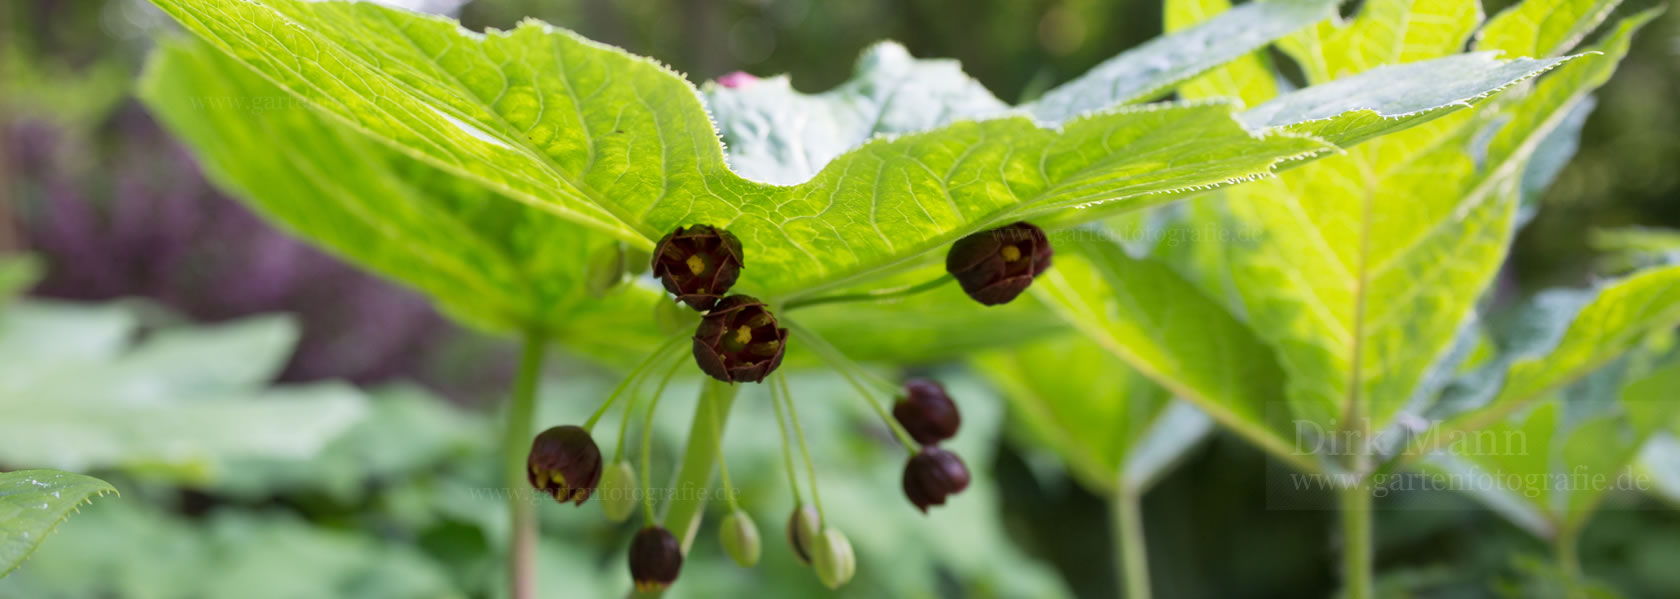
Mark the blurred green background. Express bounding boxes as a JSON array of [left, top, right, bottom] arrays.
[[3, 0, 1678, 597]]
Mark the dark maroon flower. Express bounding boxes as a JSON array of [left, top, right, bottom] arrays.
[[526, 425, 603, 505], [902, 447, 971, 512], [629, 526, 684, 591], [651, 225, 744, 311], [692, 295, 787, 383], [893, 379, 961, 445], [945, 221, 1053, 305]]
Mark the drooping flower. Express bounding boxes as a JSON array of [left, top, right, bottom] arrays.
[[651, 225, 744, 311], [945, 221, 1053, 305], [893, 378, 961, 445], [692, 295, 787, 383], [628, 526, 684, 591], [902, 446, 971, 512], [526, 425, 603, 505]]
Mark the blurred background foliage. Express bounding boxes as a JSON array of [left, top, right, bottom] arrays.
[[2, 0, 1678, 598]]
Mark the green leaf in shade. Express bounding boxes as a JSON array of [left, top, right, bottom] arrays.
[[1030, 233, 1308, 471], [975, 334, 1211, 494], [1430, 356, 1680, 539], [1454, 264, 1680, 430], [0, 301, 367, 481], [0, 469, 116, 578]]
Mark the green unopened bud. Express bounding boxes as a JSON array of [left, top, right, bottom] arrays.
[[719, 510, 761, 567], [598, 461, 637, 522], [623, 247, 652, 276], [811, 528, 856, 589], [785, 503, 821, 564], [585, 242, 628, 298], [653, 297, 696, 336]]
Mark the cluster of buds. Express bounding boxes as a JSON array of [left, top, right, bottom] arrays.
[[893, 379, 972, 511], [521, 222, 1027, 592]]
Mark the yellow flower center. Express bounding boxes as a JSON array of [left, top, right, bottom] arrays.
[[686, 254, 707, 275], [1000, 245, 1022, 262], [734, 325, 753, 346]]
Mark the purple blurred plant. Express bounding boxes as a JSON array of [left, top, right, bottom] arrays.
[[7, 101, 451, 385]]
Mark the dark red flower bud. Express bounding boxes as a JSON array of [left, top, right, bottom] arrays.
[[945, 221, 1053, 305], [692, 295, 787, 383], [628, 526, 684, 591], [893, 378, 961, 445], [651, 225, 745, 311], [902, 446, 971, 512], [526, 425, 603, 505]]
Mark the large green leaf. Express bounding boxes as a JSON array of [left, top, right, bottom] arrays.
[[1030, 234, 1309, 470], [0, 469, 115, 578], [975, 334, 1211, 494], [1171, 8, 1652, 439], [0, 301, 367, 481], [139, 38, 652, 336], [147, 0, 1588, 304], [1432, 356, 1680, 539], [1451, 263, 1680, 430]]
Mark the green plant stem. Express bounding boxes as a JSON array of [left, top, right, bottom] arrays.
[[1555, 525, 1584, 593], [786, 321, 919, 452], [1112, 488, 1151, 599], [1339, 481, 1374, 599], [768, 371, 806, 506], [705, 385, 741, 512], [585, 333, 686, 432], [501, 332, 546, 599], [639, 358, 685, 523], [778, 373, 825, 521], [662, 379, 741, 552], [783, 274, 953, 311]]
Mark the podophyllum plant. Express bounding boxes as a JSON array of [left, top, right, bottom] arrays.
[[124, 0, 1663, 596]]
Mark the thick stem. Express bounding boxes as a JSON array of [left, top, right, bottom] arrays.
[[663, 379, 741, 551], [1555, 525, 1584, 594], [1112, 488, 1152, 599], [501, 333, 546, 599], [1338, 482, 1374, 599]]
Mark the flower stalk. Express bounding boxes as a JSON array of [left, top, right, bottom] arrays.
[[1112, 487, 1151, 599], [501, 332, 546, 599]]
